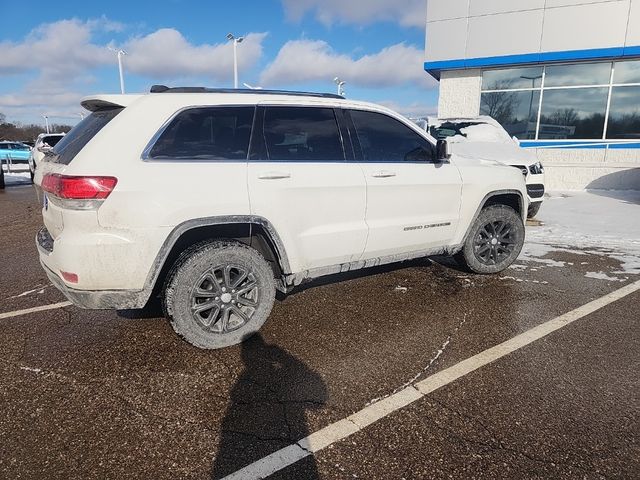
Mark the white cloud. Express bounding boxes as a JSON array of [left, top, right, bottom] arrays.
[[0, 19, 112, 80], [260, 39, 436, 89], [0, 19, 268, 125], [123, 30, 267, 80], [281, 0, 427, 28]]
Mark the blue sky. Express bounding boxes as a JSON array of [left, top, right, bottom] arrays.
[[0, 0, 438, 126]]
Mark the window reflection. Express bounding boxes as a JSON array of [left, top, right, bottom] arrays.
[[544, 63, 611, 87], [606, 86, 640, 139], [482, 66, 543, 90], [538, 88, 608, 139], [480, 90, 539, 139], [613, 60, 640, 84]]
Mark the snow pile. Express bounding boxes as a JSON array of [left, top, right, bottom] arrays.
[[2, 171, 31, 186], [524, 190, 640, 277]]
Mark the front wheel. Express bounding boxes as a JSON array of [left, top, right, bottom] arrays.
[[163, 240, 276, 349], [455, 205, 525, 274]]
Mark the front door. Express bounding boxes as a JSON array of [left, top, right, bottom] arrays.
[[348, 109, 463, 259]]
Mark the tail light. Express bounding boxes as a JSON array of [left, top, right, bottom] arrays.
[[42, 174, 117, 200]]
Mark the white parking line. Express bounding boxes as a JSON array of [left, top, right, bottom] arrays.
[[0, 301, 72, 320], [222, 279, 640, 480]]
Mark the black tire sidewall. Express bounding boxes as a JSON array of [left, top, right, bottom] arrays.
[[164, 241, 276, 349], [460, 205, 525, 274]]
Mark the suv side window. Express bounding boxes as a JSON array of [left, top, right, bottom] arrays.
[[261, 107, 344, 162], [349, 110, 435, 162], [148, 106, 254, 160]]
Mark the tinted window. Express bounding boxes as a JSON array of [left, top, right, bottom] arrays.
[[480, 90, 540, 139], [606, 86, 640, 139], [261, 107, 344, 162], [614, 60, 640, 84], [42, 135, 63, 148], [149, 107, 254, 160], [482, 66, 543, 90], [538, 88, 608, 139], [544, 63, 611, 87], [350, 110, 435, 162], [52, 108, 123, 165]]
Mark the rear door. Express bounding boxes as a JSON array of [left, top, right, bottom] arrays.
[[247, 105, 367, 273], [348, 109, 463, 259]]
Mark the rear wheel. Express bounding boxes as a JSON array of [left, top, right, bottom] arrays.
[[163, 240, 276, 349], [455, 205, 524, 274]]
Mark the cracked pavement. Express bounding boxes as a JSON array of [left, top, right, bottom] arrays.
[[1, 185, 639, 479]]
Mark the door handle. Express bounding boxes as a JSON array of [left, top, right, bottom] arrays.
[[371, 170, 396, 178], [257, 171, 291, 180]]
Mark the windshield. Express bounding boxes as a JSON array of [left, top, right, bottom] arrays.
[[42, 135, 64, 148], [51, 108, 123, 164], [429, 120, 513, 144], [11, 143, 30, 150]]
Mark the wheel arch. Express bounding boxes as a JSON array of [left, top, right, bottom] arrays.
[[460, 189, 526, 247], [142, 216, 291, 304]]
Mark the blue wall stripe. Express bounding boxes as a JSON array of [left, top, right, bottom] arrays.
[[519, 141, 640, 149], [425, 45, 640, 78]]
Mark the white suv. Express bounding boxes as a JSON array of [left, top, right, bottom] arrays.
[[35, 86, 528, 349], [29, 133, 66, 182]]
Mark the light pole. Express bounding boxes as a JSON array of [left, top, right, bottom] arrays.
[[108, 47, 128, 94], [520, 75, 542, 120], [42, 115, 50, 134], [333, 77, 346, 97], [226, 33, 244, 89]]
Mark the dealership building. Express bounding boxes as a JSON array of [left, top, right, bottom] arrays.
[[425, 0, 640, 190]]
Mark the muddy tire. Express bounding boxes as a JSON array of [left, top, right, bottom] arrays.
[[163, 240, 276, 349], [455, 205, 524, 274]]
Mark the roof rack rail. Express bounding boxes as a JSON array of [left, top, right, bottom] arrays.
[[149, 85, 344, 99]]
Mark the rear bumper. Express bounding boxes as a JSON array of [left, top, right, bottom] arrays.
[[36, 226, 149, 309], [41, 262, 148, 309]]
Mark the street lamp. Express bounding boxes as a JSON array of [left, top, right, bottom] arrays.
[[333, 77, 346, 97], [226, 33, 244, 89], [108, 47, 128, 94], [42, 115, 50, 134]]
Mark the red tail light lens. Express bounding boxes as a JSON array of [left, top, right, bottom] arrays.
[[42, 174, 118, 200]]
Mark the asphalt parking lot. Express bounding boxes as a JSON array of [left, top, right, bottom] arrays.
[[1, 184, 639, 479]]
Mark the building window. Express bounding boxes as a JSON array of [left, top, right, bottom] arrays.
[[480, 60, 640, 143]]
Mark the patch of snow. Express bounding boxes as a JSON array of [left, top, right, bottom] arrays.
[[2, 171, 31, 186], [19, 366, 43, 374], [584, 272, 626, 282], [394, 286, 408, 293], [524, 190, 640, 275]]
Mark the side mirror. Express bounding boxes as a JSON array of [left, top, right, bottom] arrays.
[[37, 145, 52, 153], [435, 139, 451, 161]]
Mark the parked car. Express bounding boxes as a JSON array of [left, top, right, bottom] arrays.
[[414, 116, 545, 218], [35, 86, 528, 349], [29, 133, 65, 181], [0, 141, 31, 165]]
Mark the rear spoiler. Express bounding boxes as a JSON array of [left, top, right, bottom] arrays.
[[80, 94, 143, 112]]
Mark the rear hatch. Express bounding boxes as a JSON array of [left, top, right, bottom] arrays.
[[35, 97, 131, 239]]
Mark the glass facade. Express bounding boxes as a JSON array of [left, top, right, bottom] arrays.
[[480, 60, 640, 142]]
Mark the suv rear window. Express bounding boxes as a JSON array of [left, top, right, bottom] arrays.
[[148, 107, 254, 160], [51, 108, 123, 165]]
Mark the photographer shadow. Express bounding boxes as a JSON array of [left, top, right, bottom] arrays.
[[211, 333, 327, 479]]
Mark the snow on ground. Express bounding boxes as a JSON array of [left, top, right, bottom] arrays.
[[2, 170, 31, 186], [524, 190, 640, 279]]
